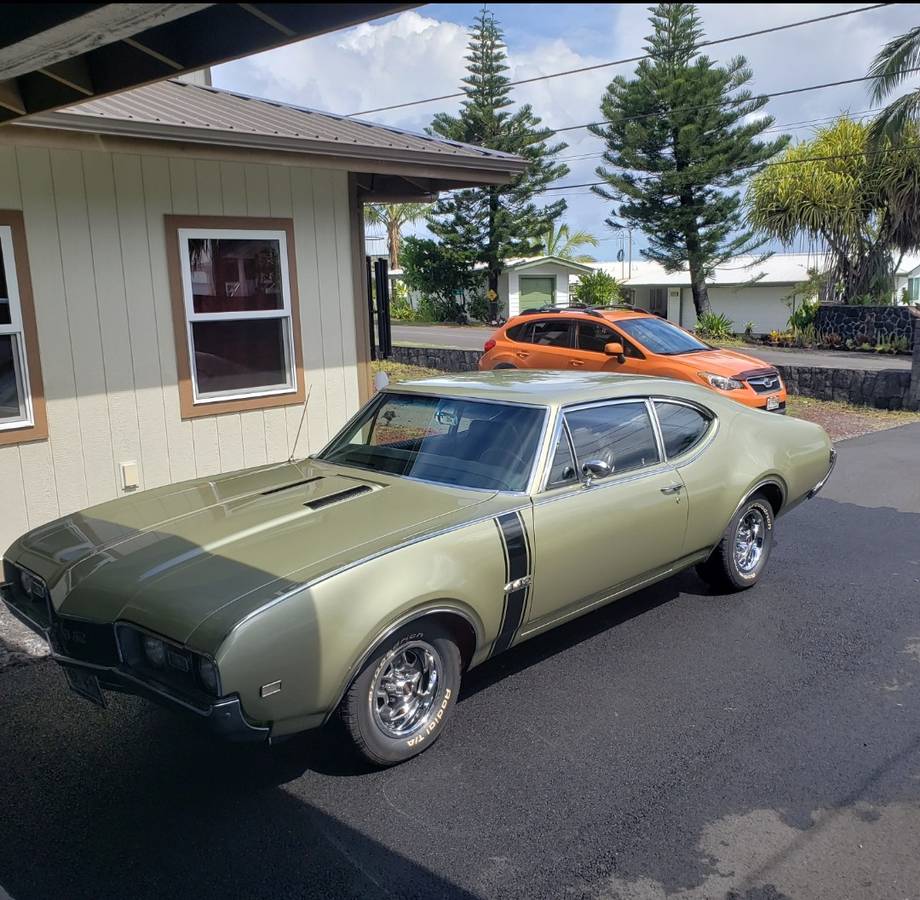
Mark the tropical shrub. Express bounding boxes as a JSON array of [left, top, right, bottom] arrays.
[[695, 311, 734, 340], [389, 281, 415, 320], [571, 270, 622, 307]]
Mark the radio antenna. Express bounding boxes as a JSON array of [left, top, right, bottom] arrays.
[[288, 385, 312, 463]]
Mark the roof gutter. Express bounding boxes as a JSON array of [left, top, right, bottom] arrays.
[[15, 112, 528, 179]]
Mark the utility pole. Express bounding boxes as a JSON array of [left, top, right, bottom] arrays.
[[627, 228, 633, 280]]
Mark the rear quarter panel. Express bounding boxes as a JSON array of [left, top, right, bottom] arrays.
[[677, 401, 831, 555], [214, 513, 514, 735]]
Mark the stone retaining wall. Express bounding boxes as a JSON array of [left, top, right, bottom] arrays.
[[390, 344, 920, 410], [814, 304, 920, 350]]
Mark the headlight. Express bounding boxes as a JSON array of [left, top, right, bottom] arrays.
[[699, 371, 743, 391], [142, 635, 166, 668], [117, 625, 221, 698]]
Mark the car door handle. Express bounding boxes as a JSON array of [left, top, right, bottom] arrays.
[[660, 484, 683, 495], [515, 351, 530, 359], [570, 360, 585, 367]]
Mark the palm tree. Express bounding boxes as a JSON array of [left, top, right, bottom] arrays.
[[868, 25, 920, 142], [541, 222, 599, 262], [364, 203, 430, 269]]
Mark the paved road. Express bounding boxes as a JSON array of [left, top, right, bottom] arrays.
[[392, 324, 912, 370], [2, 426, 920, 900]]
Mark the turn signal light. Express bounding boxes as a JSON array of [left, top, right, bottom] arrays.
[[484, 339, 496, 352]]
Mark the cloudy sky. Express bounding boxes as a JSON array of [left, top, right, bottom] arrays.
[[213, 3, 918, 265]]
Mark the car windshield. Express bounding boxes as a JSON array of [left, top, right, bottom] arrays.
[[616, 317, 711, 355], [319, 392, 546, 492]]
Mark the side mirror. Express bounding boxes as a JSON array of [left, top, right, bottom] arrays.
[[582, 458, 613, 485], [604, 341, 626, 363]]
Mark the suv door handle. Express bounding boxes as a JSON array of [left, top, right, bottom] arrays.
[[570, 360, 585, 367], [660, 483, 683, 495], [515, 351, 529, 359]]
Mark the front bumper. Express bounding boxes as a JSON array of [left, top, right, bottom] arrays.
[[807, 448, 838, 499], [1, 586, 268, 742]]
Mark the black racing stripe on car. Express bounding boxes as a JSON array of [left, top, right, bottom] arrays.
[[500, 512, 528, 583], [492, 512, 532, 656]]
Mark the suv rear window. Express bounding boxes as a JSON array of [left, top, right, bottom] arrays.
[[506, 323, 531, 342], [529, 319, 574, 347]]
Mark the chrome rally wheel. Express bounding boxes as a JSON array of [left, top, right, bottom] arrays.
[[734, 507, 767, 574], [341, 622, 461, 767], [371, 641, 441, 738]]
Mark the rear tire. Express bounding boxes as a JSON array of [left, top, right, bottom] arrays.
[[341, 622, 461, 767], [696, 494, 774, 591], [494, 363, 517, 369]]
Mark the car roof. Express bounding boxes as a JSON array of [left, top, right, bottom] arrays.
[[508, 308, 652, 325], [384, 370, 703, 408]]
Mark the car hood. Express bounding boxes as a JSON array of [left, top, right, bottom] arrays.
[[9, 459, 495, 644], [677, 348, 777, 376]]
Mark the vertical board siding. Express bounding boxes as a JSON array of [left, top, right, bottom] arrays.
[[264, 165, 296, 462], [290, 167, 331, 455], [112, 154, 172, 490], [17, 146, 86, 519], [83, 150, 145, 496], [142, 155, 196, 485], [0, 146, 29, 540], [48, 148, 117, 507], [0, 147, 360, 553]]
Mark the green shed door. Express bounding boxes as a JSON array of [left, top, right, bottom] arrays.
[[519, 276, 555, 311]]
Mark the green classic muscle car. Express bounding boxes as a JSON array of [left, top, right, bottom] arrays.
[[2, 371, 835, 765]]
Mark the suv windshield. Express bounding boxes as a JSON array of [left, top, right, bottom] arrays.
[[319, 393, 546, 492], [616, 317, 710, 355]]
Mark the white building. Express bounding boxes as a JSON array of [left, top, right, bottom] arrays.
[[589, 253, 920, 334]]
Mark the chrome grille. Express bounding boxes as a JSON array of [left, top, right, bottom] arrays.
[[746, 372, 782, 394]]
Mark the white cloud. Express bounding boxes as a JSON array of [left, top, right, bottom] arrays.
[[213, 3, 920, 260]]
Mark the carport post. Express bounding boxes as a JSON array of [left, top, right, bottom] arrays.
[[909, 316, 920, 411]]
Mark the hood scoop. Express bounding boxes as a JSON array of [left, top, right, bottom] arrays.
[[261, 476, 324, 496], [305, 485, 373, 511]]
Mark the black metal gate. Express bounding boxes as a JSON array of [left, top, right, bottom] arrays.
[[366, 255, 392, 359]]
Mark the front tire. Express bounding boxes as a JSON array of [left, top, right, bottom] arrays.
[[696, 494, 774, 591], [341, 622, 461, 766]]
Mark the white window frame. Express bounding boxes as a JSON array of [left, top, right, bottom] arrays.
[[0, 225, 34, 431], [177, 227, 298, 405]]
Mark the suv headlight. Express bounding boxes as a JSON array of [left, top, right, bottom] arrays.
[[116, 625, 222, 698], [699, 371, 743, 391]]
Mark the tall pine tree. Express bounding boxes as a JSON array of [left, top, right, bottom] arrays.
[[591, 3, 789, 316], [428, 8, 569, 303]]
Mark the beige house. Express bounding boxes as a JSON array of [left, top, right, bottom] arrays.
[[0, 78, 524, 551]]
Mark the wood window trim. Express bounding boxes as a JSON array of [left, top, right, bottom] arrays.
[[165, 215, 306, 419], [0, 210, 48, 447]]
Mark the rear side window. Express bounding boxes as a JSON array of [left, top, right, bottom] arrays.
[[506, 322, 531, 342], [655, 401, 712, 458], [564, 401, 659, 475], [529, 319, 574, 348]]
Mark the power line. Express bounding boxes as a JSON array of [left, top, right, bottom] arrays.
[[347, 3, 891, 117], [549, 67, 920, 134], [536, 141, 920, 194], [553, 106, 885, 164]]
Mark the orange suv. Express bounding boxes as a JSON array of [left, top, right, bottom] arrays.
[[480, 306, 787, 412]]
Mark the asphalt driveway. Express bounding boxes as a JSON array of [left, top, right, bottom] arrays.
[[391, 323, 913, 371], [1, 425, 920, 900]]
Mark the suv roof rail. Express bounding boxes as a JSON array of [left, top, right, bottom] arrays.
[[523, 304, 605, 318]]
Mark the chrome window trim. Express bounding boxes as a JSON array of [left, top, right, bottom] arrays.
[[534, 458, 676, 508], [540, 396, 663, 492], [649, 396, 719, 465]]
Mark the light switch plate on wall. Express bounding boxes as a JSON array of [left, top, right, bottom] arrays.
[[120, 460, 139, 491]]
